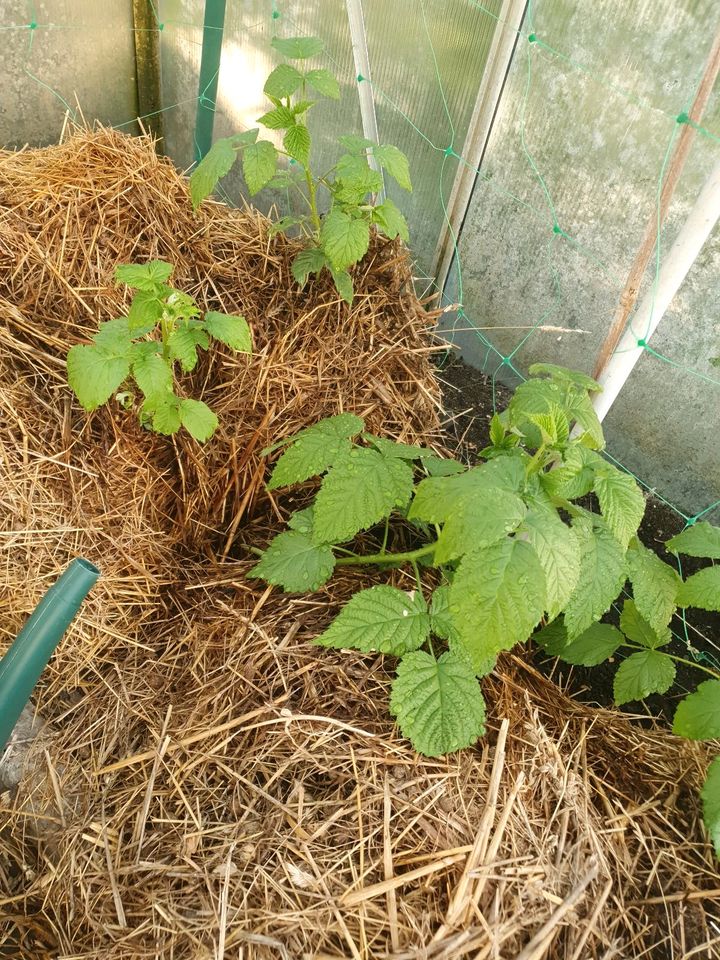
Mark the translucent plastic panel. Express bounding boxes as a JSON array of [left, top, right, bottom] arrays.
[[441, 0, 720, 516], [0, 0, 138, 147]]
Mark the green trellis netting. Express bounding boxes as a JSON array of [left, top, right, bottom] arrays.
[[1, 0, 719, 669]]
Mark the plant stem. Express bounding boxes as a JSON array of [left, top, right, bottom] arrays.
[[380, 516, 390, 555], [306, 165, 321, 235], [335, 541, 437, 568], [525, 442, 547, 477]]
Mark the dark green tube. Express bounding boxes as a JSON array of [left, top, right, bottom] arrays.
[[194, 0, 227, 162], [0, 558, 100, 749]]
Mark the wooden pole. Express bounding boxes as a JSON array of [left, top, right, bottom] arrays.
[[131, 0, 165, 150]]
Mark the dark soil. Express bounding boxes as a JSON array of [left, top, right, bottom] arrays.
[[438, 358, 720, 725]]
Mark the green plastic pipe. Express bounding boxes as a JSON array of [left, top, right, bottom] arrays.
[[194, 0, 227, 162], [0, 559, 100, 749]]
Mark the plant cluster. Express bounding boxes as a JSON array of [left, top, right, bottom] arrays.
[[66, 260, 252, 441], [250, 364, 720, 855], [189, 35, 412, 304]]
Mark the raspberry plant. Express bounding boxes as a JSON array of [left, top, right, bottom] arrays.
[[250, 364, 720, 855], [66, 260, 251, 442], [189, 34, 412, 305]]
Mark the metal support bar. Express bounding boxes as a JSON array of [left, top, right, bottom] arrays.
[[345, 0, 384, 197], [131, 0, 164, 149], [194, 0, 227, 162]]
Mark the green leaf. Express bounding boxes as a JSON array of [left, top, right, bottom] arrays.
[[542, 445, 600, 500], [626, 539, 679, 635], [546, 621, 623, 666], [339, 134, 374, 152], [189, 138, 237, 208], [613, 650, 675, 705], [489, 413, 505, 447], [620, 599, 669, 648], [179, 398, 218, 442], [563, 518, 626, 638], [434, 488, 526, 565], [305, 68, 340, 99], [528, 363, 602, 392], [334, 164, 384, 204], [330, 267, 353, 305], [267, 413, 365, 489], [677, 567, 720, 611], [148, 394, 181, 434], [242, 140, 278, 195], [115, 260, 174, 291], [320, 209, 370, 271], [364, 435, 430, 461], [673, 680, 720, 739], [287, 506, 314, 535], [249, 530, 335, 592], [316, 585, 429, 654], [263, 63, 303, 98], [131, 350, 173, 400], [373, 144, 412, 191], [593, 464, 645, 548], [203, 312, 252, 353], [423, 456, 466, 477], [409, 457, 525, 524], [533, 618, 570, 656], [313, 448, 412, 544], [167, 324, 210, 372], [371, 199, 409, 242], [93, 317, 133, 351], [271, 35, 324, 59], [564, 390, 604, 449], [67, 344, 130, 411], [292, 99, 316, 116], [257, 105, 296, 130], [127, 290, 164, 334], [666, 522, 720, 560], [450, 538, 546, 668], [520, 507, 581, 621], [291, 247, 328, 286], [269, 215, 306, 237], [390, 650, 486, 757], [284, 124, 311, 166], [430, 585, 458, 642], [701, 756, 720, 857]]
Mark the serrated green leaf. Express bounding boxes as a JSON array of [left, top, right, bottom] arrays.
[[450, 538, 546, 668], [287, 506, 314, 535], [190, 138, 238, 208], [203, 312, 252, 353], [373, 144, 412, 191], [316, 585, 429, 654], [179, 398, 218, 442], [423, 456, 466, 477], [115, 260, 174, 291], [593, 464, 645, 548], [242, 140, 278, 195], [334, 166, 384, 204], [93, 317, 133, 351], [673, 680, 720, 739], [521, 507, 581, 620], [677, 567, 720, 611], [534, 618, 570, 655], [371, 198, 409, 242], [528, 363, 602, 392], [320, 209, 370, 271], [620, 599, 669, 648], [364, 435, 430, 461], [257, 105, 296, 130], [430, 585, 458, 642], [565, 389, 604, 449], [489, 413, 505, 447], [390, 650, 485, 757], [305, 67, 340, 99], [271, 35, 324, 59], [701, 757, 720, 857], [435, 489, 526, 565], [291, 247, 328, 286], [542, 445, 601, 500], [292, 99, 316, 116], [269, 215, 306, 236], [626, 539, 679, 635], [148, 394, 181, 434], [67, 344, 131, 411], [313, 448, 412, 544], [167, 324, 210, 372], [267, 414, 364, 489], [613, 650, 675, 705], [250, 530, 334, 592], [263, 63, 303, 98], [131, 350, 173, 400], [553, 621, 623, 666], [339, 134, 374, 152], [127, 290, 164, 334], [563, 518, 626, 638], [410, 457, 525, 524], [330, 267, 353, 305], [666, 522, 720, 560], [284, 124, 311, 166]]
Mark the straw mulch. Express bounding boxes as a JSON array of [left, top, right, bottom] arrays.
[[0, 127, 718, 960]]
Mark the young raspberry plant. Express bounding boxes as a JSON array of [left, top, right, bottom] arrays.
[[189, 34, 412, 305], [66, 260, 251, 442], [249, 364, 720, 857]]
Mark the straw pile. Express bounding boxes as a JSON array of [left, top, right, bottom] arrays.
[[0, 127, 718, 960]]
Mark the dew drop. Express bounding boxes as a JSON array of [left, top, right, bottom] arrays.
[[402, 609, 409, 617]]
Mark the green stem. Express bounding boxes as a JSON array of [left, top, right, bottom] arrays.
[[335, 541, 437, 568], [306, 163, 321, 235], [380, 516, 390, 555], [621, 642, 720, 681], [525, 442, 547, 477]]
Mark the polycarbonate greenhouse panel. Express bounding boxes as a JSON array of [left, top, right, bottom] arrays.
[[0, 1, 138, 146], [158, 0, 501, 273], [441, 0, 720, 516]]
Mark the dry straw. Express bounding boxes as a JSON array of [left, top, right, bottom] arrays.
[[0, 127, 717, 959]]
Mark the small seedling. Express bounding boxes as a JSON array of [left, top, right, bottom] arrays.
[[189, 34, 412, 304], [66, 260, 251, 441], [249, 364, 720, 856]]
